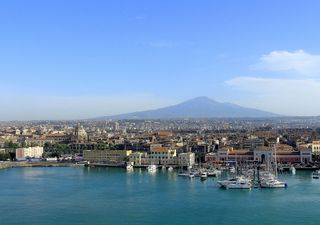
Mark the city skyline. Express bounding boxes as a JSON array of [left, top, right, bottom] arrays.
[[1, 0, 320, 120]]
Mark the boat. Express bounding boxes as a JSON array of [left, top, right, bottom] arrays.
[[290, 166, 296, 175], [126, 164, 133, 171], [312, 170, 320, 179], [207, 169, 222, 177], [178, 172, 195, 178], [161, 166, 166, 170], [260, 145, 287, 188], [230, 166, 236, 173], [200, 172, 207, 181], [147, 164, 157, 173], [168, 166, 173, 172], [218, 176, 252, 189], [260, 178, 287, 188]]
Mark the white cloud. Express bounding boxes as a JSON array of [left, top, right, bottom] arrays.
[[226, 76, 320, 116], [252, 50, 320, 76]]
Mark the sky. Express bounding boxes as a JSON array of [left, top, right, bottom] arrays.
[[1, 0, 320, 120]]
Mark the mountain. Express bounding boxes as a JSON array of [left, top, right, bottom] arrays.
[[95, 96, 279, 120]]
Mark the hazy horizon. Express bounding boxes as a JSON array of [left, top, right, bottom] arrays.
[[1, 1, 320, 120]]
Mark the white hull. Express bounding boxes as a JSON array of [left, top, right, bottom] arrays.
[[147, 165, 157, 173]]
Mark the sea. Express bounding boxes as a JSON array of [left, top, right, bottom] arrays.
[[0, 167, 319, 225]]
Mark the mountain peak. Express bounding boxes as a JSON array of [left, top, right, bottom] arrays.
[[186, 96, 217, 103], [94, 97, 279, 120]]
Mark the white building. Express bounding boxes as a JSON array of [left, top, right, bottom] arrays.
[[16, 146, 44, 161], [178, 152, 195, 167], [149, 146, 177, 165], [129, 152, 148, 165], [311, 141, 320, 154]]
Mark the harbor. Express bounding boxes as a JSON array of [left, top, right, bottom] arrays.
[[1, 166, 319, 225]]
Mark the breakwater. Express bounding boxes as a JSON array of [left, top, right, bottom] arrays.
[[0, 162, 80, 170]]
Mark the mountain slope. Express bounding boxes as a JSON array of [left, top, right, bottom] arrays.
[[95, 96, 278, 119]]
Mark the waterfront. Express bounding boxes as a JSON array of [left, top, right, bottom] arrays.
[[0, 167, 320, 225]]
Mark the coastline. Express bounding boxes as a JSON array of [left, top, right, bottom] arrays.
[[0, 162, 81, 170]]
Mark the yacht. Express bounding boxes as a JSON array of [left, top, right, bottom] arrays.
[[207, 169, 222, 177], [290, 166, 296, 175], [200, 172, 208, 179], [147, 164, 157, 173], [260, 178, 287, 188], [126, 164, 133, 171], [312, 170, 320, 179], [218, 176, 252, 189], [259, 171, 287, 188]]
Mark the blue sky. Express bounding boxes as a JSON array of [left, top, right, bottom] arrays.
[[1, 0, 320, 120]]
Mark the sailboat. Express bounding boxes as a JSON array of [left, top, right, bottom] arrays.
[[260, 145, 287, 188]]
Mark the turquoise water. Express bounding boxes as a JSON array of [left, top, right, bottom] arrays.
[[0, 167, 319, 225]]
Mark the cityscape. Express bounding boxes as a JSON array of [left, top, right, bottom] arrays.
[[2, 116, 320, 169], [1, 1, 320, 225]]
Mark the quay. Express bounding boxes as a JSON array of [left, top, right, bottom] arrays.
[[0, 161, 81, 170]]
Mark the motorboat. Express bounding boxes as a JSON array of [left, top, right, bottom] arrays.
[[189, 173, 195, 178], [207, 169, 222, 177], [230, 167, 236, 173], [290, 166, 296, 175], [168, 166, 173, 172], [312, 170, 320, 179], [126, 164, 133, 171], [218, 176, 252, 189], [259, 170, 287, 188], [147, 164, 157, 173], [260, 178, 287, 188], [200, 172, 208, 179]]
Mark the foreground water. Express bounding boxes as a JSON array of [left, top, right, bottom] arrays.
[[0, 167, 319, 225]]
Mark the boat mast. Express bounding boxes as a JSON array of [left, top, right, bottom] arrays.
[[274, 145, 278, 178]]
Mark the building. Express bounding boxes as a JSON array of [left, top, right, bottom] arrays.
[[311, 141, 320, 154], [207, 146, 312, 165], [242, 136, 264, 150], [129, 152, 148, 165], [83, 150, 132, 165], [178, 152, 195, 167], [45, 133, 69, 143], [149, 146, 176, 165], [16, 146, 44, 161]]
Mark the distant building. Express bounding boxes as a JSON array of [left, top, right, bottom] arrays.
[[149, 146, 176, 165], [311, 141, 320, 154], [16, 146, 44, 161], [242, 136, 264, 150], [178, 152, 195, 167], [71, 123, 88, 143], [46, 133, 69, 143], [83, 150, 132, 165], [129, 152, 148, 165], [207, 146, 312, 164]]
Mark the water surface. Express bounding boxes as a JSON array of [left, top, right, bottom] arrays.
[[0, 167, 319, 225]]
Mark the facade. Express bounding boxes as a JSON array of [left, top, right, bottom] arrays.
[[16, 146, 44, 161], [129, 152, 148, 165], [206, 146, 312, 164], [242, 137, 264, 150], [311, 141, 320, 154], [83, 150, 132, 165], [149, 146, 177, 165], [46, 133, 69, 143], [178, 152, 195, 167]]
